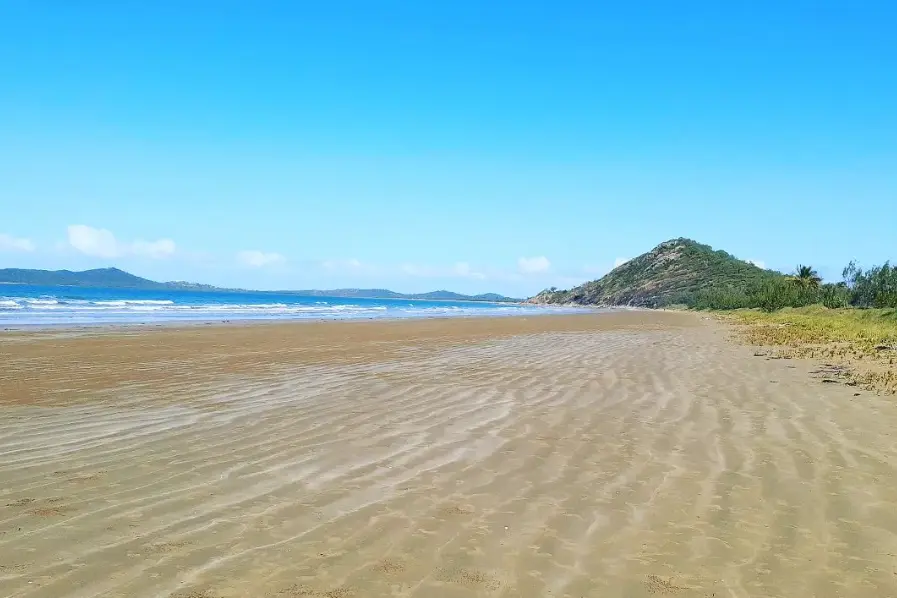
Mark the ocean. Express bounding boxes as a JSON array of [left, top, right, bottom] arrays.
[[0, 284, 578, 327]]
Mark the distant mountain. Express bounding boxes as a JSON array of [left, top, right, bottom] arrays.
[[528, 238, 783, 308], [0, 267, 224, 291], [282, 288, 520, 302], [0, 268, 519, 302], [0, 267, 160, 289]]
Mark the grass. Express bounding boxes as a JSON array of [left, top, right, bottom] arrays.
[[721, 306, 897, 394]]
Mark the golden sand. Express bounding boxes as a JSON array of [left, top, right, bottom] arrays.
[[1, 311, 896, 597]]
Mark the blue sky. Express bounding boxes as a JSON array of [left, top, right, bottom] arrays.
[[1, 2, 895, 295]]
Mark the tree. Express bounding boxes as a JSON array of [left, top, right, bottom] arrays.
[[842, 260, 860, 289], [789, 264, 822, 288]]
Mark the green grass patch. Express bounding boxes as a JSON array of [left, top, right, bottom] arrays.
[[726, 306, 897, 349], [721, 306, 897, 393]]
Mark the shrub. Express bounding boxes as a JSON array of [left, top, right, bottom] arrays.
[[843, 261, 897, 308]]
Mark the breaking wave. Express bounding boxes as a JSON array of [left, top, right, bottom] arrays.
[[0, 289, 576, 327]]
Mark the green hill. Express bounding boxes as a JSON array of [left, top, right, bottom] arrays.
[[0, 267, 166, 288], [529, 238, 783, 308], [0, 268, 519, 301], [0, 267, 224, 291]]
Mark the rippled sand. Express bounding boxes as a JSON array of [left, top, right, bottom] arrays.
[[2, 312, 897, 597]]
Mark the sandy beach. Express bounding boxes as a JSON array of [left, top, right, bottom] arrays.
[[2, 311, 897, 598]]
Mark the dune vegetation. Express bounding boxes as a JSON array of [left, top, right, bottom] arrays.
[[689, 261, 897, 312], [711, 263, 897, 393], [723, 306, 897, 393]]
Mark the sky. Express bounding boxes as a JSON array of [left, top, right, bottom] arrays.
[[1, 1, 895, 296]]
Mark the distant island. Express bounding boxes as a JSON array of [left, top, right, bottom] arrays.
[[0, 267, 521, 303], [0, 267, 224, 292], [279, 288, 519, 302]]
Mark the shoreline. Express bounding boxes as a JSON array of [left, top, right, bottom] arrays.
[[0, 305, 609, 334]]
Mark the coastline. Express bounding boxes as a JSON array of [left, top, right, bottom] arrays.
[[0, 286, 575, 328], [0, 305, 604, 334]]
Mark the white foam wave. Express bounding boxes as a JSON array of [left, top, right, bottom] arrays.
[[92, 300, 175, 306], [24, 298, 59, 305], [0, 293, 577, 326]]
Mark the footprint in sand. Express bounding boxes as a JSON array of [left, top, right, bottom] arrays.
[[373, 558, 406, 575], [68, 471, 106, 484], [146, 541, 191, 553], [644, 574, 702, 595], [274, 586, 354, 598], [172, 591, 221, 598], [31, 506, 72, 517], [438, 504, 470, 517], [14, 496, 73, 516], [435, 566, 502, 591]]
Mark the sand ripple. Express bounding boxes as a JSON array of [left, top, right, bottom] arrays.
[[2, 314, 897, 597]]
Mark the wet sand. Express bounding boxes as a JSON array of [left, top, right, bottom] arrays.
[[2, 311, 897, 597]]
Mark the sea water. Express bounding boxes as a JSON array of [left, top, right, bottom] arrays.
[[0, 285, 578, 327]]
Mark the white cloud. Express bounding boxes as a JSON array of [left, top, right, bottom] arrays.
[[452, 262, 471, 276], [319, 258, 383, 277], [517, 256, 551, 274], [401, 263, 430, 277], [452, 262, 486, 280], [237, 250, 286, 268], [68, 225, 118, 258], [401, 261, 486, 280], [322, 258, 365, 271], [747, 259, 766, 269], [67, 224, 176, 259], [132, 238, 176, 259], [0, 233, 35, 252], [583, 257, 632, 278]]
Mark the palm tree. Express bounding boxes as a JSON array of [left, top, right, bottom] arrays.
[[789, 264, 822, 288]]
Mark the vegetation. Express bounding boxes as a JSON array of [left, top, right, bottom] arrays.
[[788, 264, 822, 288], [843, 261, 897, 308], [530, 238, 896, 312], [530, 238, 781, 308], [713, 264, 897, 394], [689, 263, 896, 312], [724, 307, 897, 394], [527, 237, 896, 392], [0, 267, 205, 290]]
